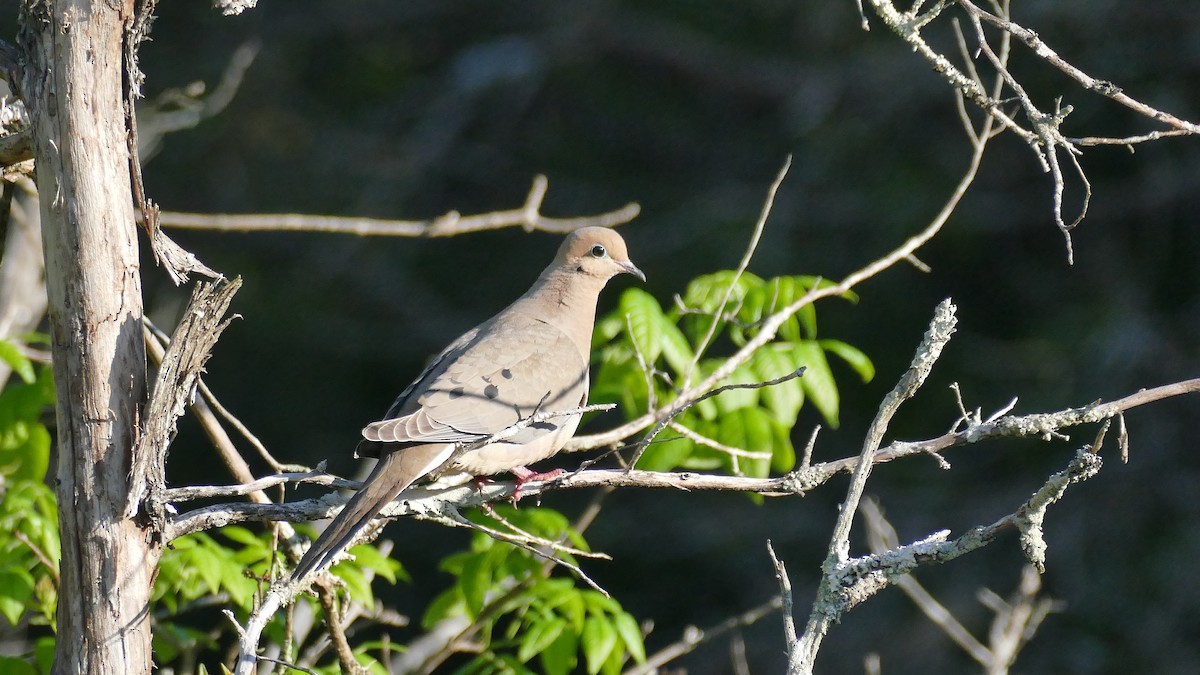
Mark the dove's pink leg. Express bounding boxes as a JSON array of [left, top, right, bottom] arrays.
[[510, 466, 565, 504]]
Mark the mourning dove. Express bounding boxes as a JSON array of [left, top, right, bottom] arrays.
[[292, 227, 644, 582]]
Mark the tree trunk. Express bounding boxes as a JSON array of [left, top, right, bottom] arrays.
[[19, 1, 157, 673]]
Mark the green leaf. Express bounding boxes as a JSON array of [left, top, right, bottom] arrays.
[[346, 543, 407, 583], [0, 656, 37, 675], [716, 408, 774, 478], [591, 313, 625, 350], [0, 367, 54, 483], [188, 539, 224, 595], [780, 276, 818, 341], [218, 562, 257, 611], [679, 271, 763, 343], [539, 628, 578, 675], [793, 341, 840, 428], [658, 320, 695, 378], [581, 615, 618, 675], [612, 612, 645, 664], [34, 636, 54, 674], [590, 358, 650, 421], [0, 566, 35, 626], [682, 271, 764, 313], [769, 417, 797, 473], [819, 338, 876, 383], [460, 552, 491, 619], [0, 341, 35, 384], [518, 616, 567, 663], [218, 526, 263, 547], [333, 561, 375, 607], [618, 288, 666, 364], [633, 431, 693, 472], [734, 276, 801, 343], [582, 590, 621, 616], [712, 363, 758, 413], [422, 589, 463, 629], [750, 343, 804, 426], [0, 424, 50, 484], [554, 586, 586, 634]]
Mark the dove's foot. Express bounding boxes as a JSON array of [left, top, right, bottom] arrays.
[[509, 466, 565, 504]]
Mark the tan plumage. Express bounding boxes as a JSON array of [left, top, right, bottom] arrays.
[[292, 227, 643, 582]]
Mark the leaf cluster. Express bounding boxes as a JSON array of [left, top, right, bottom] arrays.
[[0, 346, 57, 675], [424, 506, 645, 675], [593, 271, 873, 477]]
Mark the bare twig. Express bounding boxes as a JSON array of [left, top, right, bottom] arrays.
[[679, 155, 790, 391], [164, 470, 354, 502], [196, 376, 284, 472], [14, 531, 59, 586], [864, 491, 1062, 675], [625, 596, 782, 675], [158, 174, 640, 237], [625, 367, 806, 468], [768, 540, 796, 647], [979, 565, 1063, 675], [315, 580, 369, 675], [1070, 129, 1193, 147], [962, 8, 1084, 262], [137, 41, 260, 160], [440, 506, 611, 596], [668, 421, 772, 462], [144, 319, 285, 510]]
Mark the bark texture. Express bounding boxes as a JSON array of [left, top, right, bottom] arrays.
[[19, 1, 157, 673]]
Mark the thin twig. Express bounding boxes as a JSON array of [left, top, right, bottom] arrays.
[[625, 596, 782, 675], [315, 580, 369, 675], [668, 421, 772, 461], [196, 377, 283, 472], [441, 507, 611, 596], [14, 531, 59, 586], [158, 175, 640, 237], [768, 540, 796, 647], [679, 155, 791, 391], [625, 367, 806, 468]]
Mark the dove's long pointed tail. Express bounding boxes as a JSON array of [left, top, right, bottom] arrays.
[[291, 444, 453, 583]]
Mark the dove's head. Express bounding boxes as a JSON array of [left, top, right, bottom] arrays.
[[556, 227, 645, 285]]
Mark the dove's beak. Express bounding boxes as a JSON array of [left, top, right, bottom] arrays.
[[619, 260, 646, 282]]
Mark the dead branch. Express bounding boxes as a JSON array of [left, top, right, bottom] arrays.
[[126, 276, 242, 526], [790, 298, 958, 671], [157, 174, 640, 237]]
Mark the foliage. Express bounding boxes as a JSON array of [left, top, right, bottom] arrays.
[[592, 271, 873, 476], [0, 344, 58, 672], [423, 506, 645, 675], [153, 523, 407, 669], [0, 340, 53, 484]]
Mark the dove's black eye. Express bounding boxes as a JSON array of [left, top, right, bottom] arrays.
[[590, 244, 607, 258]]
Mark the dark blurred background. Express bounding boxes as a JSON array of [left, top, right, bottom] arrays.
[[22, 0, 1200, 672]]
